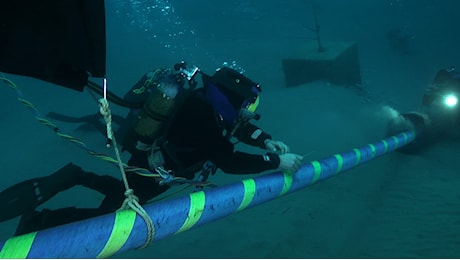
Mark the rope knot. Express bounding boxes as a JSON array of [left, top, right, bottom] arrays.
[[123, 189, 139, 202], [98, 98, 111, 117]]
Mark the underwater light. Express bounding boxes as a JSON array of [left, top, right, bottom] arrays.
[[443, 94, 458, 108]]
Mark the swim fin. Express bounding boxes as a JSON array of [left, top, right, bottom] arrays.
[[15, 207, 105, 236], [0, 163, 84, 222]]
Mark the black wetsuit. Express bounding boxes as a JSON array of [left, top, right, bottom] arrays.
[[13, 89, 280, 235], [126, 88, 280, 203]]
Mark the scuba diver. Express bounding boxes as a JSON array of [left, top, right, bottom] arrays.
[[422, 66, 460, 126], [386, 66, 460, 153], [0, 62, 304, 235]]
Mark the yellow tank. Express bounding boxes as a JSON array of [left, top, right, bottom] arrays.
[[132, 81, 179, 141]]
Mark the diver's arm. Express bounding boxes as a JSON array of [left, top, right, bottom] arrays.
[[234, 122, 272, 148], [195, 123, 278, 174], [235, 123, 290, 153], [213, 149, 280, 175]]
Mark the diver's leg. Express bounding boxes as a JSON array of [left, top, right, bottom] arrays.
[[0, 163, 126, 222], [14, 175, 167, 235], [0, 163, 88, 222], [78, 174, 126, 212], [15, 207, 110, 236]]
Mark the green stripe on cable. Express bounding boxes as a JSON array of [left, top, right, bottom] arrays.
[[238, 179, 256, 211], [0, 232, 36, 258], [97, 209, 137, 258], [177, 192, 206, 233], [334, 154, 344, 174], [353, 148, 362, 165], [279, 171, 293, 196], [311, 161, 321, 183]]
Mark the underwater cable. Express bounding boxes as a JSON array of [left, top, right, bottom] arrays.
[[0, 130, 415, 258]]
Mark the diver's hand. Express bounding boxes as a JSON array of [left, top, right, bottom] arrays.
[[264, 139, 290, 154], [278, 153, 304, 173]]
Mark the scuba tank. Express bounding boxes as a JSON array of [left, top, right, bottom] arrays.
[[132, 69, 183, 144], [125, 62, 199, 151]]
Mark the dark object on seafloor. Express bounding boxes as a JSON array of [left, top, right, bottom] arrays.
[[386, 28, 414, 55], [282, 41, 361, 87]]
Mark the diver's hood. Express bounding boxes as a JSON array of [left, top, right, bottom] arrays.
[[203, 67, 261, 127]]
